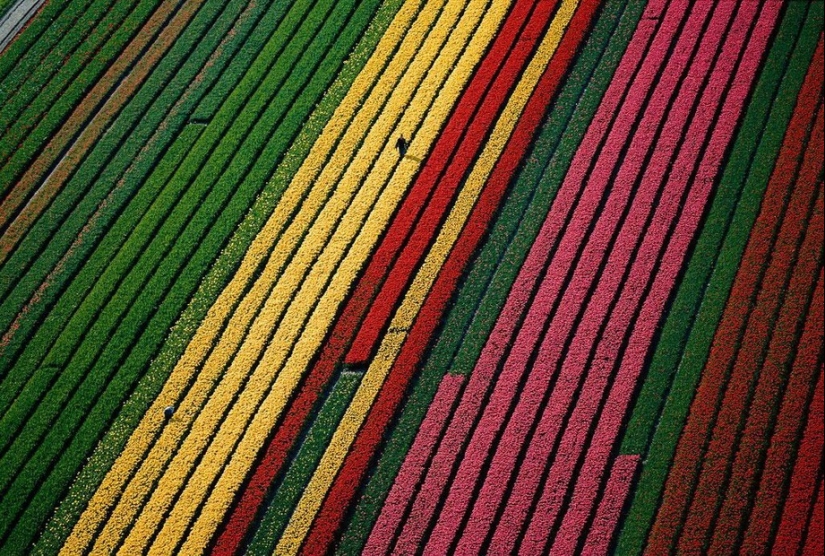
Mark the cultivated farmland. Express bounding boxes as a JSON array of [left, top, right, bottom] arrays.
[[0, 0, 821, 554]]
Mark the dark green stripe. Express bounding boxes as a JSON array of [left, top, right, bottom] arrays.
[[245, 371, 362, 556], [615, 3, 822, 554], [335, 1, 646, 552], [29, 0, 403, 551]]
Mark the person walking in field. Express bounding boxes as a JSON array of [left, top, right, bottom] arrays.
[[396, 135, 408, 157]]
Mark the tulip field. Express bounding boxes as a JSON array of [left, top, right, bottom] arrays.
[[0, 0, 822, 553]]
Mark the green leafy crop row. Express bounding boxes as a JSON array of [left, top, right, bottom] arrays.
[[615, 3, 822, 554], [335, 1, 645, 552], [20, 0, 398, 551]]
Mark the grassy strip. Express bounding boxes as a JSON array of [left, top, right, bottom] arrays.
[[0, 0, 349, 507], [0, 0, 149, 179], [30, 0, 402, 551], [614, 4, 821, 554], [0, 0, 301, 409], [0, 0, 97, 116], [0, 0, 216, 265], [244, 371, 362, 556], [0, 0, 285, 417], [335, 2, 641, 551], [0, 0, 299, 387]]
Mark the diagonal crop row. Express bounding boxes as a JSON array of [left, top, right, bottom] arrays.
[[615, 8, 823, 554], [339, 1, 643, 553], [0, 0, 217, 266], [0, 0, 95, 109], [740, 270, 824, 554], [0, 0, 353, 513], [0, 0, 322, 427], [0, 0, 304, 384], [0, 0, 156, 188], [243, 370, 363, 556], [32, 0, 407, 551], [0, 0, 122, 135]]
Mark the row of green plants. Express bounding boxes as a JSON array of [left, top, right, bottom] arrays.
[[0, 0, 303, 368], [0, 0, 287, 546], [615, 3, 822, 554], [334, 1, 646, 553], [0, 0, 283, 414], [25, 0, 401, 552], [0, 0, 151, 192], [0, 0, 116, 120], [0, 0, 96, 107]]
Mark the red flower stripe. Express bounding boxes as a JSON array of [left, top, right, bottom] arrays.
[[393, 0, 672, 550], [803, 478, 824, 556], [363, 373, 464, 554], [209, 0, 553, 551], [707, 195, 823, 554], [646, 30, 825, 556], [678, 113, 824, 555], [538, 4, 781, 555], [343, 0, 557, 366], [301, 1, 604, 552], [741, 268, 825, 554], [772, 367, 824, 555], [580, 455, 640, 555], [439, 0, 723, 551]]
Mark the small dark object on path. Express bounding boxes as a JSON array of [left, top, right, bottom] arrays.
[[164, 405, 175, 419], [396, 135, 408, 157]]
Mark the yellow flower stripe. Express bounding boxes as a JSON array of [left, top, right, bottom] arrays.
[[161, 4, 526, 556], [156, 2, 514, 553], [274, 0, 581, 552], [61, 1, 427, 553], [64, 0, 502, 553]]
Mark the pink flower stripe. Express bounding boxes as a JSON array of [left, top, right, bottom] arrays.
[[772, 368, 824, 555], [803, 479, 824, 556], [523, 4, 779, 553], [580, 455, 640, 555], [394, 0, 673, 550], [741, 268, 825, 554], [312, 0, 605, 551], [345, 0, 558, 364], [707, 193, 824, 554], [444, 0, 731, 551], [344, 0, 549, 365], [363, 373, 463, 555], [645, 29, 825, 556]]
